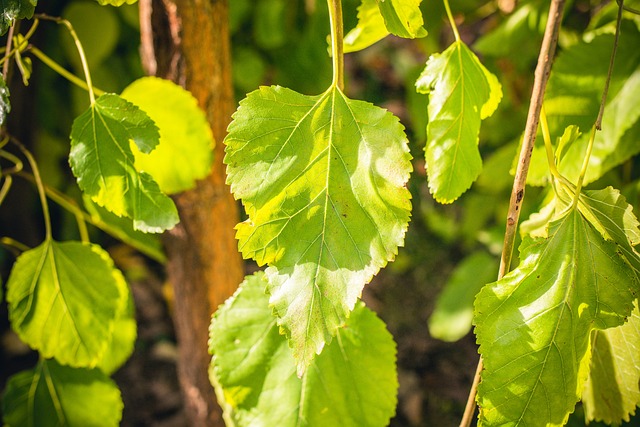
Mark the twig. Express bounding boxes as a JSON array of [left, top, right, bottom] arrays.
[[459, 0, 567, 426]]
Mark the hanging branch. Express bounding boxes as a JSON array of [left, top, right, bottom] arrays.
[[459, 0, 567, 426]]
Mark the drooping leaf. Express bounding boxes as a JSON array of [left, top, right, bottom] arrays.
[[0, 74, 10, 126], [0, 0, 36, 35], [121, 76, 214, 194], [209, 272, 398, 427], [429, 251, 498, 342], [225, 85, 411, 373], [344, 0, 390, 53], [376, 0, 427, 39], [6, 240, 126, 367], [528, 22, 640, 186], [69, 93, 179, 233], [475, 209, 638, 426], [416, 41, 502, 203], [582, 302, 640, 425], [2, 359, 123, 427], [96, 0, 137, 5]]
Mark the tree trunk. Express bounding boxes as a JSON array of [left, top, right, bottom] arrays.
[[139, 1, 243, 426]]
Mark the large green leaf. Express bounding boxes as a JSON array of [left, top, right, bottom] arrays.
[[344, 0, 389, 53], [528, 22, 640, 186], [69, 93, 179, 233], [583, 302, 640, 425], [225, 85, 411, 373], [0, 0, 36, 35], [2, 359, 123, 427], [416, 41, 502, 203], [209, 272, 398, 427], [475, 209, 638, 426], [121, 77, 214, 194], [377, 0, 427, 39], [6, 240, 127, 368]]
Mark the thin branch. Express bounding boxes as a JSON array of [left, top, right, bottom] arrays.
[[460, 0, 567, 426]]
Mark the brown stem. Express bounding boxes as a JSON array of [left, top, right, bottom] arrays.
[[460, 0, 566, 425], [139, 1, 244, 426]]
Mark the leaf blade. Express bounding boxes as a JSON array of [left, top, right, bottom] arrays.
[[225, 85, 412, 373]]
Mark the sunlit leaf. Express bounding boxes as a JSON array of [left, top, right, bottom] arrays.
[[583, 302, 640, 425], [209, 272, 398, 427], [69, 93, 179, 233], [429, 251, 498, 342], [6, 241, 126, 367], [2, 359, 123, 427], [416, 41, 502, 203], [95, 0, 137, 5], [528, 22, 640, 186], [377, 0, 427, 39], [0, 74, 9, 126], [121, 76, 214, 194], [475, 209, 638, 426], [344, 0, 389, 53], [225, 85, 411, 373], [0, 0, 36, 35]]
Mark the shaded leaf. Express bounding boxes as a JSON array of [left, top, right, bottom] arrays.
[[121, 76, 214, 194], [416, 41, 502, 203], [377, 0, 427, 39], [2, 359, 123, 427], [475, 209, 638, 426], [429, 251, 498, 342], [6, 241, 126, 367], [344, 0, 389, 53], [583, 302, 640, 425], [0, 0, 36, 35], [69, 93, 178, 233], [225, 85, 411, 373], [209, 272, 398, 427]]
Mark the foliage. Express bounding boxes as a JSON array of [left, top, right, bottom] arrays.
[[1, 0, 640, 426]]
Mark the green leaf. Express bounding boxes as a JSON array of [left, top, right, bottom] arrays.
[[225, 85, 411, 373], [96, 0, 137, 5], [121, 77, 214, 194], [475, 209, 638, 426], [209, 272, 398, 427], [528, 22, 640, 186], [6, 240, 127, 368], [416, 41, 502, 203], [429, 251, 498, 342], [69, 93, 179, 233], [2, 359, 123, 427], [376, 0, 427, 39], [344, 0, 390, 53], [0, 0, 36, 35], [578, 187, 640, 273], [583, 302, 640, 425], [83, 195, 165, 263], [0, 74, 10, 126]]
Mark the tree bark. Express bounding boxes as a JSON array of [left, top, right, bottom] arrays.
[[139, 1, 243, 426]]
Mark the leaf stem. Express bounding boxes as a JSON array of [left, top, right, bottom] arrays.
[[443, 0, 461, 42], [460, 1, 566, 426], [327, 0, 344, 90], [12, 138, 52, 240], [0, 237, 31, 254], [28, 46, 105, 96], [35, 14, 96, 104], [596, 0, 624, 130]]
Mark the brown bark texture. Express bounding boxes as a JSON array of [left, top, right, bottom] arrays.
[[139, 0, 244, 426]]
